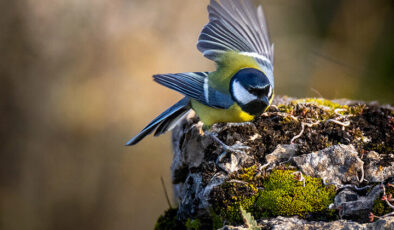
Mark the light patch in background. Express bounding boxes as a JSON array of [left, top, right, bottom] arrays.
[[0, 0, 392, 230]]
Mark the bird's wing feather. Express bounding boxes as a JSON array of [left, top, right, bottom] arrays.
[[153, 72, 234, 109], [197, 0, 274, 64], [125, 97, 190, 145]]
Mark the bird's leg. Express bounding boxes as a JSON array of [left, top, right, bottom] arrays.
[[225, 121, 256, 129], [205, 131, 250, 155]]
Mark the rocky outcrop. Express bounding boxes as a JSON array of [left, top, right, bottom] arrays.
[[221, 216, 394, 230], [293, 144, 364, 186], [155, 97, 393, 229]]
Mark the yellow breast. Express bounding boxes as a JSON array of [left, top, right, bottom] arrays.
[[190, 51, 271, 126], [190, 100, 254, 126]]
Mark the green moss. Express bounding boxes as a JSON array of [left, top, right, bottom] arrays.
[[277, 98, 364, 123], [154, 208, 186, 230], [212, 168, 337, 225], [372, 185, 394, 216], [209, 209, 224, 230], [293, 98, 347, 111], [185, 219, 200, 230], [212, 166, 260, 223], [347, 104, 365, 116], [254, 170, 336, 218], [277, 104, 294, 114], [155, 207, 223, 230], [369, 143, 393, 154]]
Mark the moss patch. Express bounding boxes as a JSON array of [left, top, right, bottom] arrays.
[[185, 219, 200, 230], [372, 184, 394, 216], [210, 166, 261, 223], [154, 208, 185, 230], [167, 97, 393, 228], [154, 208, 224, 230], [254, 170, 336, 219], [210, 167, 337, 225], [292, 98, 349, 112]]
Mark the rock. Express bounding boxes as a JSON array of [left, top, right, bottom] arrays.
[[171, 112, 211, 200], [333, 185, 383, 221], [171, 112, 252, 219], [222, 216, 394, 230], [200, 172, 227, 209], [256, 216, 394, 230], [364, 151, 394, 183], [293, 144, 364, 186], [265, 144, 298, 166], [171, 112, 207, 172], [160, 97, 393, 229], [219, 226, 248, 230], [334, 188, 359, 206], [217, 151, 249, 174], [177, 173, 203, 219]]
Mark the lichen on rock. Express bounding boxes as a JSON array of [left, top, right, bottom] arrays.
[[155, 97, 393, 229], [293, 144, 364, 186]]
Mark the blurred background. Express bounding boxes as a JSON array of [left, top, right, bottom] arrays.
[[0, 0, 393, 229]]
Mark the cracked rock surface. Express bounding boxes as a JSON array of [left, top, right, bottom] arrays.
[[163, 97, 393, 229], [293, 144, 364, 186], [221, 216, 394, 230]]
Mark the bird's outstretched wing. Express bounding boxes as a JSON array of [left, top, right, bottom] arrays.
[[125, 97, 191, 145], [153, 72, 234, 109], [197, 0, 274, 66]]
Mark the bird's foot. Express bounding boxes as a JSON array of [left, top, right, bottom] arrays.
[[208, 132, 251, 173], [206, 131, 251, 154], [225, 121, 256, 129]]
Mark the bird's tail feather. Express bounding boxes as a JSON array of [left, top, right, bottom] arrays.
[[125, 97, 191, 146]]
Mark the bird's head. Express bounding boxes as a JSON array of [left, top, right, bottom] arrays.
[[229, 68, 273, 116]]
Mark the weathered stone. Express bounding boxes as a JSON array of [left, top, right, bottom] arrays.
[[217, 151, 245, 174], [293, 144, 364, 186], [264, 144, 297, 169], [364, 151, 394, 183], [177, 173, 203, 219], [256, 216, 394, 230], [333, 185, 383, 221], [222, 216, 394, 230], [200, 172, 226, 208], [164, 97, 393, 229], [172, 112, 207, 170], [334, 188, 359, 206], [171, 112, 211, 200], [220, 226, 248, 230]]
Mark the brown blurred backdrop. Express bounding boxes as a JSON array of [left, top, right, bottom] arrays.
[[0, 0, 393, 229]]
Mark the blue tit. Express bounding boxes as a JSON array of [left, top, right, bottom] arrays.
[[126, 0, 274, 146]]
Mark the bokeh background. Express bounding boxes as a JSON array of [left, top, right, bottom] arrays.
[[0, 0, 393, 229]]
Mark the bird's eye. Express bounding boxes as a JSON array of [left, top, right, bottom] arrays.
[[249, 86, 269, 98]]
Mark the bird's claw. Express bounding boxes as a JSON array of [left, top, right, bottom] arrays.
[[226, 121, 255, 128], [207, 131, 250, 154], [220, 143, 251, 155]]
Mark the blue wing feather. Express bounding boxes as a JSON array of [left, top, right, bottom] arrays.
[[153, 72, 234, 109], [125, 97, 190, 145]]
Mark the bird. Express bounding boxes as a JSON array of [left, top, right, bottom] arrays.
[[126, 0, 274, 146]]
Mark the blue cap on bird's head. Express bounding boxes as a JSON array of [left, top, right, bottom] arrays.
[[229, 68, 273, 116]]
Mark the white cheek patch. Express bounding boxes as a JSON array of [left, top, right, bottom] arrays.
[[232, 80, 258, 105]]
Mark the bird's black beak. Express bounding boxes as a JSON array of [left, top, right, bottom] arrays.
[[240, 96, 270, 117]]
